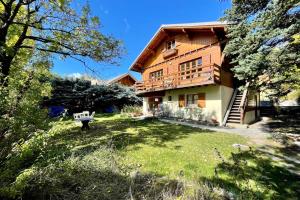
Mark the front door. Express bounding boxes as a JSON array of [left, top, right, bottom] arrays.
[[148, 97, 163, 112]]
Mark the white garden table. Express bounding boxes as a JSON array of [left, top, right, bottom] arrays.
[[73, 111, 95, 130]]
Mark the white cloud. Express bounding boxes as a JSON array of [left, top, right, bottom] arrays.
[[66, 73, 82, 78]]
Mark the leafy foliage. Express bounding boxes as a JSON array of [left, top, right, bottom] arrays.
[[0, 1, 123, 198], [44, 77, 142, 113], [223, 0, 300, 96], [0, 114, 241, 200], [0, 0, 123, 83]]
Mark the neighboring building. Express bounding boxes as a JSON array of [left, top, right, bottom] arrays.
[[107, 73, 137, 87], [129, 21, 260, 125]]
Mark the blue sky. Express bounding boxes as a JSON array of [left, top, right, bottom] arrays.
[[52, 0, 231, 80]]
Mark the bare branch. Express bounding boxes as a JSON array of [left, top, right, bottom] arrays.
[[12, 22, 74, 35]]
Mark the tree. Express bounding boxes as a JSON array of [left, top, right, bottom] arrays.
[[223, 0, 300, 96], [0, 0, 123, 176], [43, 77, 142, 114], [0, 0, 123, 85]]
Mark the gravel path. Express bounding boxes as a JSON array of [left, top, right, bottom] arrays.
[[160, 119, 271, 146]]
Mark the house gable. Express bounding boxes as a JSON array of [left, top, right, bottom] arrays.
[[129, 21, 228, 72]]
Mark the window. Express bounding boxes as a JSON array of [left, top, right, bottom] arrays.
[[179, 57, 203, 80], [179, 57, 202, 71], [197, 58, 202, 66], [166, 40, 176, 50], [186, 94, 198, 106], [180, 63, 185, 71], [168, 96, 172, 101], [178, 95, 185, 107], [185, 93, 206, 108], [150, 69, 163, 80], [192, 60, 196, 68]]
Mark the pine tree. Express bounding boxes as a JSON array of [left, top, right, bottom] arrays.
[[223, 0, 300, 96]]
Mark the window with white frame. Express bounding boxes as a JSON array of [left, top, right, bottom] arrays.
[[166, 40, 176, 50], [149, 69, 163, 80], [186, 94, 199, 107]]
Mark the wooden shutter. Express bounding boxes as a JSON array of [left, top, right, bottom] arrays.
[[179, 95, 185, 108], [197, 93, 205, 108]]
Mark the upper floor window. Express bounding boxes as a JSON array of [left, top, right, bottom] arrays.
[[179, 57, 202, 72], [150, 69, 163, 80], [179, 57, 203, 80], [166, 40, 176, 50]]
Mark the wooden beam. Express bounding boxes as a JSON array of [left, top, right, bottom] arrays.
[[136, 62, 142, 68], [147, 47, 155, 55], [182, 28, 192, 39], [161, 29, 169, 37]]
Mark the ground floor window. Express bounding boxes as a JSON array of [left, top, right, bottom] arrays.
[[178, 93, 206, 108], [186, 94, 198, 106]]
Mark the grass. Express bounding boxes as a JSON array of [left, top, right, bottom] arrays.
[[52, 114, 246, 179], [1, 114, 299, 200]]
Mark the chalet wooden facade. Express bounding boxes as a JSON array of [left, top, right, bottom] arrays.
[[130, 22, 259, 125], [108, 73, 137, 87]]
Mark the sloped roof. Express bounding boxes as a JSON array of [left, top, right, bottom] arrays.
[[107, 73, 138, 84], [129, 21, 228, 72]]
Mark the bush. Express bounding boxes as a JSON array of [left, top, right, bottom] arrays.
[[43, 77, 142, 114], [121, 105, 143, 117]]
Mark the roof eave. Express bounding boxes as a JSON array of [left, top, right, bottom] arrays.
[[129, 21, 229, 72]]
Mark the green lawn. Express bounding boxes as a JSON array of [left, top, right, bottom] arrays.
[[3, 114, 299, 199], [53, 114, 246, 179]]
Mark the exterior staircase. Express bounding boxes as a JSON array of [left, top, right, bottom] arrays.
[[227, 92, 243, 124], [223, 88, 248, 126]]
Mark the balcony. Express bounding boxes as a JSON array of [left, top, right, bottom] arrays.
[[163, 48, 178, 59], [135, 64, 221, 94]]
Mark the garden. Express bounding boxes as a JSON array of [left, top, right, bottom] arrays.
[[1, 114, 298, 200]]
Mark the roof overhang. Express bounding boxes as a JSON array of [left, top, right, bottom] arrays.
[[108, 73, 138, 84], [129, 21, 229, 72]]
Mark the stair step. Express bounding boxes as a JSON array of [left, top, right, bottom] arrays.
[[228, 116, 241, 118], [230, 112, 240, 115], [229, 113, 240, 116], [227, 119, 240, 123]]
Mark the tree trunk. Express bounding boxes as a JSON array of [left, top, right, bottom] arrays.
[[0, 56, 12, 85]]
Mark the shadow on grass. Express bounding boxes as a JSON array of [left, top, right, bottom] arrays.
[[23, 165, 182, 200], [259, 116, 300, 145], [43, 116, 215, 162], [3, 114, 299, 199], [201, 147, 300, 199]]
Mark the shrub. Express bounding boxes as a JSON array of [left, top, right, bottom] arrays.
[[43, 78, 142, 114], [121, 105, 143, 117]]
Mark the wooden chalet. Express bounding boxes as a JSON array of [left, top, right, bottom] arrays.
[[108, 73, 137, 87], [129, 21, 260, 125]]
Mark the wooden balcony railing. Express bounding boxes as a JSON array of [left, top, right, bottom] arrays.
[[135, 64, 221, 94]]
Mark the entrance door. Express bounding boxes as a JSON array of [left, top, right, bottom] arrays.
[[148, 97, 163, 111]]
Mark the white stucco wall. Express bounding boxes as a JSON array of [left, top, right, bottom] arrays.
[[220, 85, 234, 123], [244, 110, 256, 124], [142, 97, 148, 115], [165, 85, 221, 123], [142, 85, 233, 124]]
